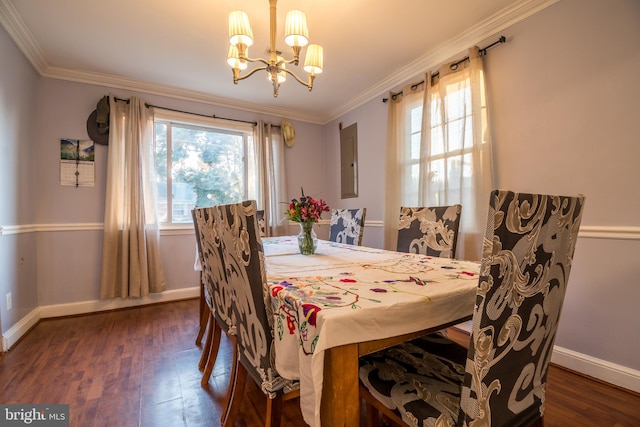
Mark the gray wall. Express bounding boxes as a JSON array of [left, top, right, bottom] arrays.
[[0, 25, 39, 332], [484, 0, 640, 372], [323, 0, 640, 375]]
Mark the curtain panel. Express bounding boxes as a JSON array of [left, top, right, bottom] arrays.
[[384, 46, 495, 261], [100, 96, 167, 299], [253, 120, 288, 237], [421, 47, 494, 261], [383, 85, 425, 251]]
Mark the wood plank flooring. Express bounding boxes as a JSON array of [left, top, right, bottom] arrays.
[[0, 298, 638, 427]]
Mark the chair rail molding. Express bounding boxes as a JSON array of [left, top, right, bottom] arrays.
[[0, 223, 102, 235], [2, 223, 639, 240], [577, 226, 640, 240], [0, 223, 190, 236]]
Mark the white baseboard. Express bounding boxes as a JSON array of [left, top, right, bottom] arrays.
[[551, 345, 640, 393], [3, 288, 639, 395], [451, 323, 640, 393], [1, 287, 199, 352], [38, 287, 199, 318], [1, 307, 40, 352]]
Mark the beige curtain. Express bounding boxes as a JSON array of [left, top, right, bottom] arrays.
[[99, 96, 167, 299], [420, 47, 494, 261], [383, 85, 425, 251], [253, 120, 288, 236], [384, 46, 494, 260]]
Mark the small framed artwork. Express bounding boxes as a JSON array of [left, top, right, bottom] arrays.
[[60, 138, 95, 187]]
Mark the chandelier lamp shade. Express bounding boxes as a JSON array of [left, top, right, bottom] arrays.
[[227, 0, 324, 97]]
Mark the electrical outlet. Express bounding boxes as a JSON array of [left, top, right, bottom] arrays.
[[6, 292, 11, 311]]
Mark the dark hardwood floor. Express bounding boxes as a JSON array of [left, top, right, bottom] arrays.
[[1, 298, 638, 427]]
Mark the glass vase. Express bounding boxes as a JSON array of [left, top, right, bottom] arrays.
[[297, 222, 318, 255]]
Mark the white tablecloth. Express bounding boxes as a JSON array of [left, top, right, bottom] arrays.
[[264, 236, 479, 426]]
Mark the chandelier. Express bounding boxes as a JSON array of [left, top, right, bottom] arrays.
[[226, 0, 324, 98]]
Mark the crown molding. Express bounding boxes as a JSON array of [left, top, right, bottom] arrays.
[[2, 0, 558, 125], [0, 0, 48, 72], [42, 66, 325, 124]]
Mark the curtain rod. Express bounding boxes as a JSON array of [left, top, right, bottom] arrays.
[[112, 97, 277, 127], [382, 35, 506, 103]]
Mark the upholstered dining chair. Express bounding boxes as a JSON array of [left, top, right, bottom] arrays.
[[217, 200, 300, 427], [360, 190, 585, 427], [257, 209, 268, 238], [396, 204, 462, 258], [192, 206, 238, 422], [192, 209, 208, 346], [329, 208, 367, 246]]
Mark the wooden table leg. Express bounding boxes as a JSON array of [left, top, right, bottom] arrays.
[[321, 343, 360, 426]]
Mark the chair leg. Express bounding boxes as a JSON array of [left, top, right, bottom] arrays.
[[195, 272, 207, 345], [223, 355, 248, 427], [365, 399, 380, 427], [221, 335, 238, 422], [265, 394, 283, 427], [198, 311, 213, 371], [200, 317, 222, 387], [361, 384, 402, 427]]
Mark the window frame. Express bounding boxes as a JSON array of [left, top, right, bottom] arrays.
[[153, 109, 254, 229]]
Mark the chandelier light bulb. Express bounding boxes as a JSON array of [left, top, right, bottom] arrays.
[[227, 45, 247, 70]]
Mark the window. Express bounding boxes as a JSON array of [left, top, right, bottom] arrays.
[[384, 49, 492, 259], [388, 53, 493, 261], [402, 71, 487, 209], [154, 110, 256, 225]]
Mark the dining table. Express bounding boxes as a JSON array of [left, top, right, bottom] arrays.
[[263, 235, 480, 427]]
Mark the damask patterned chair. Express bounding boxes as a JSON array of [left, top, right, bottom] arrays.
[[217, 200, 299, 427], [192, 206, 238, 419], [396, 205, 462, 258], [257, 209, 268, 238], [360, 190, 585, 427], [329, 208, 367, 246], [192, 210, 208, 346]]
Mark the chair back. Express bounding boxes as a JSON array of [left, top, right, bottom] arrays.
[[459, 190, 585, 427], [256, 209, 267, 238], [191, 209, 210, 310], [193, 207, 235, 334], [217, 200, 294, 396], [397, 205, 462, 258], [329, 208, 367, 246]]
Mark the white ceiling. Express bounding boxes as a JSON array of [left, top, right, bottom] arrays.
[[0, 0, 557, 123]]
